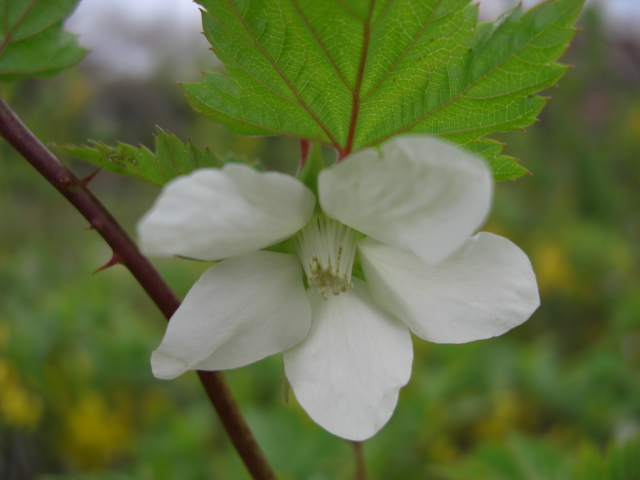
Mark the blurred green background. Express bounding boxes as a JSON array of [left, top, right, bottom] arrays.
[[2, 5, 640, 480]]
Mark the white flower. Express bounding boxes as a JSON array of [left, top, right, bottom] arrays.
[[137, 136, 540, 441]]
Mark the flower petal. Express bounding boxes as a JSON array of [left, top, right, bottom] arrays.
[[359, 233, 540, 344], [138, 164, 316, 260], [151, 251, 311, 379], [283, 279, 413, 441], [319, 136, 493, 265]]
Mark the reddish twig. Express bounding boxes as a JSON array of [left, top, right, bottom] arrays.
[[0, 96, 277, 480], [297, 139, 311, 175]]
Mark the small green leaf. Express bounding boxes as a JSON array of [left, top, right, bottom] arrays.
[[56, 128, 224, 186], [0, 0, 87, 81], [447, 136, 531, 181], [184, 0, 584, 180]]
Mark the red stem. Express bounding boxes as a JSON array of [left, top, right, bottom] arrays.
[[297, 138, 311, 176], [352, 441, 368, 480], [0, 97, 277, 480]]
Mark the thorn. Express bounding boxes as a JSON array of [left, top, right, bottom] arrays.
[[520, 128, 526, 132], [93, 252, 123, 274], [534, 118, 541, 122], [85, 218, 104, 231], [81, 168, 101, 185]]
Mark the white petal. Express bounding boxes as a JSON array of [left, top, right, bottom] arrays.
[[283, 279, 413, 441], [359, 233, 540, 344], [138, 164, 315, 260], [319, 136, 493, 265], [151, 251, 311, 379]]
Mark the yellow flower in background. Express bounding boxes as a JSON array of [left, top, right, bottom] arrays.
[[628, 105, 640, 136], [61, 390, 133, 470], [533, 241, 576, 295], [0, 321, 43, 430], [0, 360, 43, 430]]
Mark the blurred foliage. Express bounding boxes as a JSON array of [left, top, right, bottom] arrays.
[[1, 4, 640, 480]]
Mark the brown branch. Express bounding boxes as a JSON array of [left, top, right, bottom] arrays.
[[0, 96, 277, 480]]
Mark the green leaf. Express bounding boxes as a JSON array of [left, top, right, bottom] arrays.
[[437, 436, 570, 480], [572, 444, 606, 480], [571, 436, 640, 480], [56, 128, 225, 186], [0, 0, 87, 81], [607, 436, 640, 480], [184, 0, 583, 180]]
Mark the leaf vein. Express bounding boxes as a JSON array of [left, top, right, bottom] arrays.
[[289, 0, 354, 93], [361, 0, 442, 103], [372, 2, 574, 146], [224, 0, 341, 149]]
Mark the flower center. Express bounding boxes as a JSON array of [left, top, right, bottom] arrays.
[[294, 216, 358, 299]]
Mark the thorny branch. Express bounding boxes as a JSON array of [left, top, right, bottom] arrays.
[[0, 96, 277, 480]]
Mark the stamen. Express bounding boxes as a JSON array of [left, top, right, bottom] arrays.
[[295, 216, 358, 299]]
